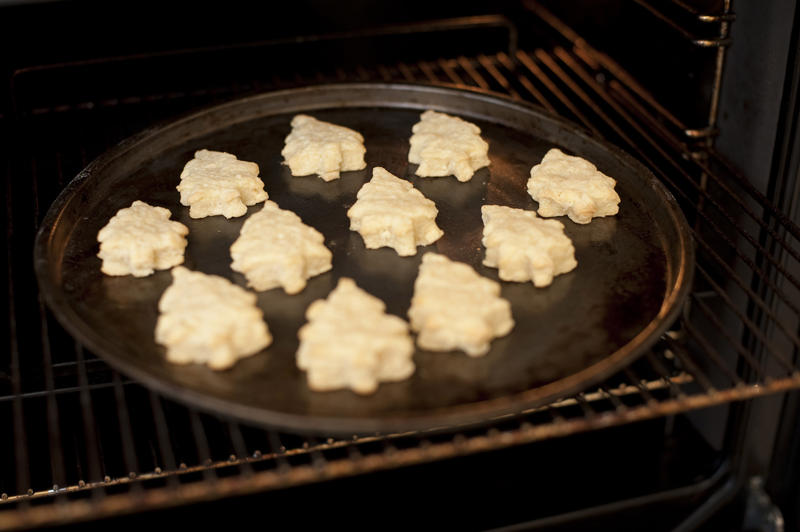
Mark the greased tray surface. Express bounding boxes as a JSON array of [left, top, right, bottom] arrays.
[[34, 84, 693, 433]]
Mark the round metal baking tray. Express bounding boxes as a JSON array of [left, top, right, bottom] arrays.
[[34, 83, 694, 434]]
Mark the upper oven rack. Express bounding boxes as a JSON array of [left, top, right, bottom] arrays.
[[4, 1, 800, 528]]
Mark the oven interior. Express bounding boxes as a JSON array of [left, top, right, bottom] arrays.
[[2, 0, 800, 529]]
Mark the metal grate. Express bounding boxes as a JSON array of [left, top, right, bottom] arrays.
[[4, 1, 800, 528]]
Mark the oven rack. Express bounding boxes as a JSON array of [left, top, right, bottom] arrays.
[[4, 2, 799, 528]]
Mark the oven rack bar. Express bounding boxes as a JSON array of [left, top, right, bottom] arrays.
[[630, 0, 732, 47], [3, 7, 800, 530], [667, 0, 735, 23], [526, 0, 733, 140], [1, 364, 798, 528]]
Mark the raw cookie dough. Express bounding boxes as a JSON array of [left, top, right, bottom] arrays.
[[230, 200, 332, 294], [155, 267, 272, 370], [297, 278, 415, 395], [347, 166, 443, 256], [281, 114, 367, 181], [527, 148, 620, 224], [97, 200, 189, 277], [481, 204, 577, 288], [408, 110, 490, 182], [408, 252, 514, 357], [177, 149, 268, 219]]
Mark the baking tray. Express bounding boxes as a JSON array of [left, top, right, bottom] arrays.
[[34, 83, 694, 434]]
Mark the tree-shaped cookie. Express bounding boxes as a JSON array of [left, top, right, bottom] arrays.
[[408, 110, 490, 182], [177, 149, 268, 219], [230, 201, 332, 294], [282, 114, 367, 181], [155, 267, 272, 370], [527, 148, 620, 224], [408, 252, 514, 356], [97, 200, 188, 277], [482, 204, 577, 287], [297, 278, 414, 395], [347, 167, 443, 256]]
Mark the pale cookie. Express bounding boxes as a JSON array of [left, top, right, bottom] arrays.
[[481, 204, 577, 288], [408, 253, 514, 357], [155, 267, 272, 370], [408, 110, 490, 182], [97, 200, 189, 277], [282, 114, 367, 181], [527, 148, 620, 224], [177, 149, 268, 219], [347, 167, 443, 256], [230, 200, 332, 294], [297, 278, 414, 395]]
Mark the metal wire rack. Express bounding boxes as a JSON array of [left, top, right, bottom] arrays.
[[3, 1, 799, 528]]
